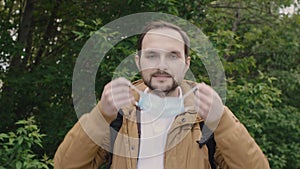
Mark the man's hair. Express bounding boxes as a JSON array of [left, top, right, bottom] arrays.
[[137, 21, 190, 57]]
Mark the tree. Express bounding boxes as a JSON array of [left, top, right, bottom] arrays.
[[0, 0, 299, 168]]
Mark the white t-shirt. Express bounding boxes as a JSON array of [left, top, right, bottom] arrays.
[[137, 87, 182, 169]]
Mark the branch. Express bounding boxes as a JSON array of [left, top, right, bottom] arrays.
[[33, 2, 60, 66], [207, 2, 248, 10], [232, 2, 242, 33]]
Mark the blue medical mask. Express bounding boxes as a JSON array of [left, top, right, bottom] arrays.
[[130, 85, 198, 118]]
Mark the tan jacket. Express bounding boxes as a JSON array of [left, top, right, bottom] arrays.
[[54, 80, 270, 169]]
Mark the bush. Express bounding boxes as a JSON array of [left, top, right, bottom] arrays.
[[226, 75, 300, 169], [0, 117, 53, 169]]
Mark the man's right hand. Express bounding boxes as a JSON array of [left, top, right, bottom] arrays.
[[99, 77, 135, 122]]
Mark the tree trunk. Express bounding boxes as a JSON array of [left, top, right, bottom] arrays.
[[10, 0, 34, 68]]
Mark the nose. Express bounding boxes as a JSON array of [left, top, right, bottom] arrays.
[[157, 57, 168, 70]]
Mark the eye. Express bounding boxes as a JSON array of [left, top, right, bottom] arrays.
[[168, 53, 179, 60], [146, 54, 156, 58], [144, 52, 158, 59]]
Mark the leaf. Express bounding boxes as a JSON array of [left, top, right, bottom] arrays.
[[17, 137, 23, 145], [0, 133, 9, 139], [15, 119, 27, 125], [16, 161, 22, 169]]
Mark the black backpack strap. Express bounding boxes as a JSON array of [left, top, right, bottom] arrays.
[[197, 121, 217, 169], [106, 112, 217, 169], [106, 110, 124, 169]]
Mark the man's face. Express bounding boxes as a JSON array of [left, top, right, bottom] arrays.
[[135, 28, 190, 93]]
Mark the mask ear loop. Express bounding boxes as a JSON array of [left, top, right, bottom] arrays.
[[128, 83, 143, 108], [183, 86, 199, 99]]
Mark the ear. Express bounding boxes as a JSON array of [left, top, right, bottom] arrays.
[[135, 54, 141, 71], [184, 56, 191, 73]]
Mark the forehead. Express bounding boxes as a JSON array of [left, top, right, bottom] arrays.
[[142, 28, 185, 51]]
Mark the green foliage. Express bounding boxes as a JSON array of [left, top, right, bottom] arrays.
[[194, 1, 300, 168], [0, 0, 299, 168], [0, 117, 53, 169], [227, 73, 300, 169]]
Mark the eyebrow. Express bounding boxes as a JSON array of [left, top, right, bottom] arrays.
[[170, 50, 181, 56], [143, 50, 159, 55], [143, 50, 182, 56]]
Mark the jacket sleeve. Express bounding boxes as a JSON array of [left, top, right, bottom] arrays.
[[214, 107, 270, 169], [54, 102, 112, 169]]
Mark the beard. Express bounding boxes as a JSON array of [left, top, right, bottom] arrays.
[[141, 70, 179, 93]]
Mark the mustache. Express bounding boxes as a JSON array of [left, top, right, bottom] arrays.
[[151, 71, 173, 77]]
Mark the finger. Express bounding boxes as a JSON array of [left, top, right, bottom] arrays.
[[112, 77, 132, 86], [112, 92, 135, 102], [109, 78, 134, 95], [200, 103, 210, 115], [103, 84, 133, 102], [194, 96, 209, 117], [197, 83, 213, 96], [103, 88, 128, 103], [194, 88, 212, 106], [110, 86, 132, 95], [194, 90, 203, 108], [113, 88, 134, 99], [197, 92, 213, 106], [196, 104, 208, 119], [114, 96, 136, 109], [106, 77, 131, 89], [195, 93, 210, 116]]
